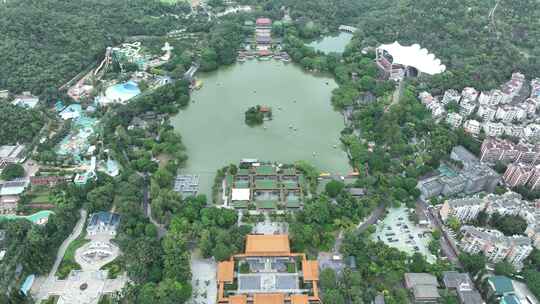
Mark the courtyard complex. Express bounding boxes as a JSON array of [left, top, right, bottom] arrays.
[[224, 162, 306, 210], [217, 234, 320, 304]]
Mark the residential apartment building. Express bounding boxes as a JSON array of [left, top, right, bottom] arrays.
[[502, 163, 540, 190], [482, 122, 504, 137], [463, 120, 481, 136], [503, 124, 524, 138], [484, 192, 527, 216], [461, 87, 479, 104], [419, 91, 446, 118], [446, 112, 463, 128], [523, 124, 540, 142], [531, 78, 540, 101], [460, 226, 532, 269], [501, 72, 526, 101], [477, 105, 497, 121], [460, 102, 477, 117], [495, 105, 527, 123], [503, 163, 536, 188], [442, 89, 461, 105], [480, 138, 540, 164], [479, 89, 510, 106], [440, 197, 485, 222]]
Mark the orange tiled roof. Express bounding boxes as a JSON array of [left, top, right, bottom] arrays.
[[302, 260, 319, 281], [229, 295, 247, 304], [217, 261, 235, 282], [245, 235, 290, 255], [253, 293, 285, 304], [290, 294, 309, 304]]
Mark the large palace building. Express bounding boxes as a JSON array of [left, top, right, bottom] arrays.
[[217, 235, 321, 304]]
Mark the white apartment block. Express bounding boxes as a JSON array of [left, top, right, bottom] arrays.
[[479, 89, 511, 106], [463, 120, 481, 136], [531, 78, 540, 100], [431, 104, 446, 118], [477, 105, 497, 121], [503, 124, 524, 138], [419, 91, 446, 118], [460, 226, 532, 269], [461, 87, 479, 103], [525, 98, 539, 117], [460, 101, 477, 117], [446, 112, 463, 129], [442, 89, 461, 105], [501, 72, 526, 100], [482, 122, 504, 137], [419, 91, 435, 105], [495, 105, 527, 123], [524, 124, 540, 142], [440, 197, 485, 222]]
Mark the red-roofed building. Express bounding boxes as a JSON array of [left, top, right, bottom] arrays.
[[256, 18, 272, 27], [30, 176, 72, 187], [259, 50, 271, 57]]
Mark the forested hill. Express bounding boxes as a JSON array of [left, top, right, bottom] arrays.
[[0, 0, 188, 94], [240, 0, 540, 90], [2, 0, 539, 94], [350, 0, 540, 90]]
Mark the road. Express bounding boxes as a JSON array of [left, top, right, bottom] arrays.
[[34, 209, 87, 300], [48, 209, 87, 279], [417, 199, 461, 266]]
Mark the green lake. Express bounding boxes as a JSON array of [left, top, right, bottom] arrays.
[[307, 32, 354, 54], [171, 60, 351, 198]]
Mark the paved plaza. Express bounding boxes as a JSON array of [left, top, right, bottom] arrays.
[[372, 206, 436, 262], [32, 220, 126, 304], [189, 252, 217, 304]]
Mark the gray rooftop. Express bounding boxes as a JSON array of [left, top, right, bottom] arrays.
[[458, 289, 484, 304], [404, 273, 438, 288], [413, 285, 440, 300], [442, 271, 473, 289]]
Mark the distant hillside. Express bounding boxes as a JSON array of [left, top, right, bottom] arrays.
[[240, 0, 540, 90], [0, 0, 188, 94]]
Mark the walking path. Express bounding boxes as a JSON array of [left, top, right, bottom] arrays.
[[49, 209, 87, 280], [33, 209, 87, 300]]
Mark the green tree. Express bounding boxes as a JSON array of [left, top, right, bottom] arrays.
[[459, 253, 486, 275], [489, 213, 528, 236], [447, 216, 461, 232], [325, 180, 345, 198], [1, 163, 25, 180], [320, 268, 338, 290], [494, 261, 515, 277]]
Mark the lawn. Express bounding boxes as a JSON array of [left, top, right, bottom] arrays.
[[101, 258, 124, 279], [30, 192, 51, 204], [56, 233, 90, 279]]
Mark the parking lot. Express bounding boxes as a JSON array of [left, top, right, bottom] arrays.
[[372, 206, 436, 262]]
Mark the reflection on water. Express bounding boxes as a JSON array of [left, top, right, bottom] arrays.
[[171, 61, 351, 198], [307, 32, 354, 54]]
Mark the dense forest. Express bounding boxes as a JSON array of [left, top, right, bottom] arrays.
[[0, 0, 189, 94], [0, 104, 45, 145], [2, 0, 539, 94], [239, 0, 540, 90]]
